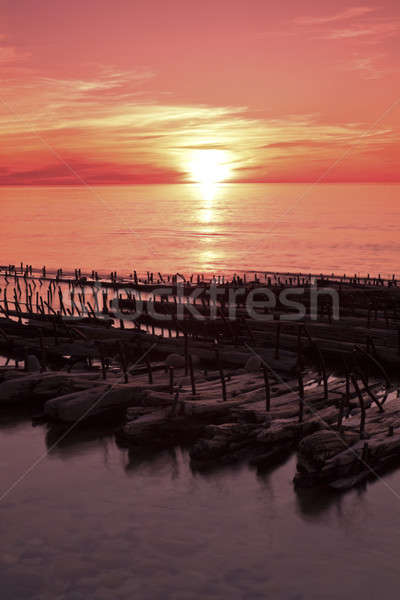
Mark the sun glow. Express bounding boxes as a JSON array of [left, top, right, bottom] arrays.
[[189, 149, 232, 185]]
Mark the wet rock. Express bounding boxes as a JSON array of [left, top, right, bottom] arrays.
[[190, 422, 260, 463], [245, 356, 261, 372], [298, 430, 352, 467], [165, 354, 185, 368], [25, 354, 41, 372], [44, 383, 141, 422], [0, 373, 40, 404], [33, 373, 101, 401]]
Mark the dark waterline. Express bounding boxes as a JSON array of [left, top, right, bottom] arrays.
[[1, 410, 400, 599]]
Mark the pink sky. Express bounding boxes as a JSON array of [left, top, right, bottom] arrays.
[[0, 0, 399, 184]]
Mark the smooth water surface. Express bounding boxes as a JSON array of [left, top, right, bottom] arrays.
[[1, 412, 400, 600], [0, 183, 399, 277]]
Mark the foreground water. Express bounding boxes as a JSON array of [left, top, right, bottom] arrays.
[[1, 411, 400, 600], [1, 183, 399, 278]]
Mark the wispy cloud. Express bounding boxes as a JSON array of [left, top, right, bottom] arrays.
[[292, 5, 399, 82], [41, 69, 155, 94], [294, 5, 400, 45], [0, 67, 396, 184], [338, 53, 387, 79], [0, 43, 29, 64], [0, 21, 399, 185], [324, 20, 400, 40], [294, 6, 378, 26]]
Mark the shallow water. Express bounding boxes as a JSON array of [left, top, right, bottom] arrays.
[[1, 183, 399, 278], [1, 412, 400, 600]]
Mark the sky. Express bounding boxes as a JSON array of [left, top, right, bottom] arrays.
[[0, 0, 399, 184]]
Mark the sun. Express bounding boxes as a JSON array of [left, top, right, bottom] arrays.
[[188, 149, 232, 184]]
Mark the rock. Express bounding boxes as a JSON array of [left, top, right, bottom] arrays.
[[33, 373, 101, 401], [70, 360, 88, 371], [0, 373, 40, 404], [298, 430, 355, 467], [44, 383, 140, 422], [126, 406, 155, 420], [44, 385, 108, 421], [165, 353, 185, 368], [25, 354, 41, 372], [245, 355, 261, 372]]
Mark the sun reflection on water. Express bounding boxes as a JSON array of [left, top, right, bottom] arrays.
[[199, 182, 217, 203], [197, 182, 218, 223]]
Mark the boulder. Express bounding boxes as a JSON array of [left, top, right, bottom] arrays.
[[245, 355, 261, 372], [25, 355, 41, 372], [0, 373, 42, 404], [165, 354, 185, 368], [44, 382, 146, 422]]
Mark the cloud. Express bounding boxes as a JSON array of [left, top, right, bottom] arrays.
[[294, 6, 377, 26], [324, 21, 400, 40], [339, 53, 387, 79], [0, 44, 30, 64], [40, 68, 155, 94], [261, 139, 329, 149], [294, 6, 400, 46], [0, 60, 398, 183], [0, 159, 184, 185], [0, 85, 395, 184], [0, 29, 31, 65]]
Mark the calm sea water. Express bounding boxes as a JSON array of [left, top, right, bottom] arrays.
[[1, 414, 400, 599], [0, 183, 399, 277]]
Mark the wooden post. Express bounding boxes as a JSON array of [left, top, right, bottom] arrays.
[[170, 389, 180, 417], [98, 343, 107, 380], [274, 321, 281, 360], [188, 354, 196, 396], [303, 326, 328, 399], [169, 366, 174, 394], [146, 359, 153, 384], [319, 348, 328, 400], [215, 347, 227, 401], [3, 289, 8, 314], [297, 324, 304, 371], [262, 366, 270, 412], [298, 370, 304, 423], [345, 367, 351, 416], [351, 374, 366, 439], [184, 332, 189, 375], [356, 368, 384, 413], [118, 342, 128, 383], [102, 292, 108, 314]]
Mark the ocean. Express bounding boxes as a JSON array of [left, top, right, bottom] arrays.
[[1, 417, 400, 599], [1, 183, 399, 277]]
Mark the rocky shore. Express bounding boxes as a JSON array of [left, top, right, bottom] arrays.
[[0, 264, 399, 492]]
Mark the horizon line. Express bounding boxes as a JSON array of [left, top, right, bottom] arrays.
[[1, 180, 400, 187]]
